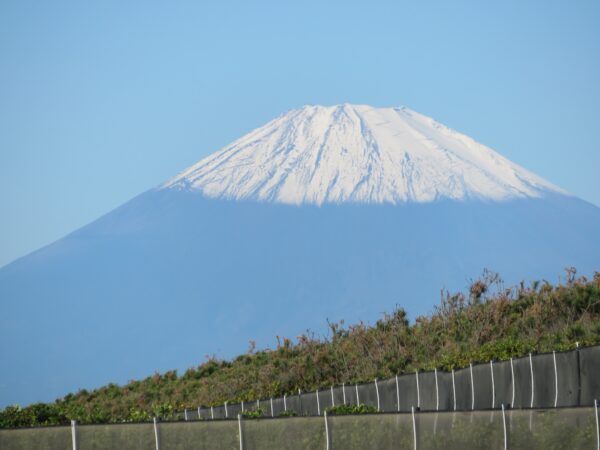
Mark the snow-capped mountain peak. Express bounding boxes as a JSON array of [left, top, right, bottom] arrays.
[[162, 104, 564, 204]]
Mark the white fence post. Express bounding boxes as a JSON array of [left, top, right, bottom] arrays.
[[452, 369, 457, 411], [469, 363, 475, 410], [374, 378, 380, 412], [411, 406, 417, 450], [153, 417, 160, 450], [415, 370, 420, 409], [396, 375, 400, 412], [529, 353, 535, 408], [184, 408, 188, 421], [594, 399, 599, 450], [434, 369, 439, 411], [241, 401, 245, 413], [490, 360, 496, 409], [211, 406, 214, 420], [331, 386, 335, 407], [225, 401, 229, 419], [316, 389, 321, 416], [197, 407, 201, 420], [71, 420, 77, 450], [356, 384, 360, 405], [342, 383, 347, 405], [510, 358, 515, 407], [238, 414, 243, 450], [324, 411, 330, 450], [553, 351, 559, 408], [270, 398, 274, 417], [284, 394, 287, 412], [501, 404, 508, 450]]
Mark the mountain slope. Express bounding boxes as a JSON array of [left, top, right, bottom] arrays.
[[0, 105, 599, 409]]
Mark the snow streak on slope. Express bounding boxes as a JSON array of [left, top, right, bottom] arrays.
[[163, 104, 565, 204]]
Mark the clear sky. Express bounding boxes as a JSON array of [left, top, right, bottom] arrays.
[[1, 0, 599, 268]]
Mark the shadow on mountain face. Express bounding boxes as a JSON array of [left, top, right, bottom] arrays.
[[1, 189, 599, 406]]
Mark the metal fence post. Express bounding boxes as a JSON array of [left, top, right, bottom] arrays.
[[71, 420, 77, 450], [553, 351, 559, 408], [241, 401, 245, 413], [324, 410, 330, 450], [153, 417, 160, 450], [342, 383, 347, 405], [415, 370, 420, 410], [510, 358, 515, 408], [270, 398, 274, 417], [501, 404, 508, 450], [184, 408, 188, 421], [374, 378, 380, 412], [490, 360, 496, 409], [284, 394, 287, 412], [576, 342, 582, 407], [355, 384, 360, 405], [211, 406, 214, 420], [470, 363, 475, 410], [434, 369, 439, 411], [331, 386, 335, 407], [225, 401, 229, 419], [451, 369, 457, 411], [594, 399, 599, 450], [411, 406, 417, 450], [197, 407, 201, 420], [529, 353, 534, 408], [238, 414, 243, 450], [316, 389, 321, 416], [396, 375, 401, 412]]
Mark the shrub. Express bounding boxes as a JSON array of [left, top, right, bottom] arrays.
[[326, 404, 378, 415], [241, 408, 263, 419], [152, 402, 175, 420]]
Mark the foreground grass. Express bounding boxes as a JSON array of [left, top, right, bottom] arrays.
[[2, 269, 599, 428]]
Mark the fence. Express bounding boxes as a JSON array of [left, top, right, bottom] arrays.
[[2, 345, 600, 449], [182, 345, 600, 419], [1, 407, 598, 449]]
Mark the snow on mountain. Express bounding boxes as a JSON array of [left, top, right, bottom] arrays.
[[163, 104, 564, 204]]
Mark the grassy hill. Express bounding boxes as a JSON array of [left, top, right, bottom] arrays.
[[2, 268, 599, 428]]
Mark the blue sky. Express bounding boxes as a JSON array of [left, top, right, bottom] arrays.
[[1, 0, 599, 268]]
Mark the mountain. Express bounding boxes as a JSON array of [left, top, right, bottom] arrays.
[[1, 104, 599, 408]]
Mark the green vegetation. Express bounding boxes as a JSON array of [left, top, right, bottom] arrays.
[[241, 408, 264, 419], [1, 269, 599, 428], [277, 409, 297, 417], [326, 404, 378, 415]]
